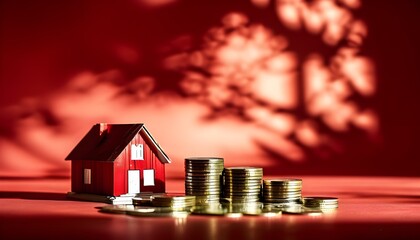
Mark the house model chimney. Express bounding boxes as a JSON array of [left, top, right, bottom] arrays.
[[99, 123, 109, 135]]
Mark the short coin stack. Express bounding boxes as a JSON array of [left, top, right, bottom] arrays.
[[303, 197, 338, 210], [223, 167, 263, 203], [185, 157, 224, 205], [132, 193, 165, 206], [152, 195, 196, 210], [262, 179, 302, 204]]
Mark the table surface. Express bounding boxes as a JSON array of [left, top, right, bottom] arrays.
[[1, 176, 420, 240]]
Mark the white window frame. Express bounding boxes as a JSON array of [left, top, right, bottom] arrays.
[[131, 144, 144, 160], [143, 169, 155, 186]]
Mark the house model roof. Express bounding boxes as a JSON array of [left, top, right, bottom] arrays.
[[65, 123, 171, 163]]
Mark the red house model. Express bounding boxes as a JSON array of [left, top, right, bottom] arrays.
[[65, 123, 171, 203]]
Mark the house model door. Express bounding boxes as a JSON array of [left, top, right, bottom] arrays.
[[128, 170, 140, 194]]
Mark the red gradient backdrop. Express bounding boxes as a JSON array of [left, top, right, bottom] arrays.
[[0, 0, 419, 178]]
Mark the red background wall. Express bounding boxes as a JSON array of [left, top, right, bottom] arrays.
[[0, 0, 419, 177]]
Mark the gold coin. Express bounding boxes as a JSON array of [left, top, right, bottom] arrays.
[[185, 191, 221, 195], [303, 197, 338, 204], [100, 205, 135, 214], [224, 187, 261, 191], [186, 173, 223, 177], [152, 197, 197, 202], [193, 195, 221, 200], [223, 190, 261, 194], [224, 178, 262, 183], [185, 184, 221, 188], [224, 167, 263, 172], [133, 198, 153, 206], [223, 195, 261, 200], [185, 187, 221, 191], [153, 194, 196, 200], [185, 164, 224, 168], [223, 193, 261, 197], [224, 174, 263, 179], [224, 180, 262, 184], [263, 192, 302, 197], [185, 157, 224, 163], [224, 172, 262, 177], [152, 201, 196, 206], [185, 167, 224, 172], [263, 179, 302, 185], [185, 188, 221, 193], [152, 202, 196, 208], [185, 175, 222, 179], [221, 198, 261, 203], [263, 198, 302, 204], [186, 187, 221, 190], [263, 185, 302, 189], [282, 206, 323, 216], [127, 208, 191, 218], [224, 185, 261, 189], [222, 202, 263, 212], [186, 176, 222, 180], [185, 181, 221, 185], [152, 195, 196, 207], [185, 169, 223, 173], [224, 176, 262, 180], [184, 162, 224, 165], [264, 196, 302, 200], [263, 190, 302, 194]]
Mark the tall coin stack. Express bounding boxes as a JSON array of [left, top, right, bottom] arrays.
[[223, 167, 263, 203], [185, 157, 224, 205], [262, 179, 302, 203]]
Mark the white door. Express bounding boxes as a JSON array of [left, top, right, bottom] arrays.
[[128, 170, 140, 194]]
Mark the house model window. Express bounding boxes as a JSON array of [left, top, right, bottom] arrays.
[[143, 169, 155, 186], [131, 144, 144, 160], [84, 169, 91, 184]]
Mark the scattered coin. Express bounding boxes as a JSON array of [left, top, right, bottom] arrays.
[[303, 197, 338, 209]]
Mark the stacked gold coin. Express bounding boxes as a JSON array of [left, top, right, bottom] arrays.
[[185, 157, 224, 205], [262, 179, 302, 203], [133, 193, 165, 206], [303, 197, 338, 209], [152, 195, 196, 209], [223, 167, 263, 203]]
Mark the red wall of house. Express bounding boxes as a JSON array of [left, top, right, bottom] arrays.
[[71, 160, 114, 195], [113, 133, 166, 196]]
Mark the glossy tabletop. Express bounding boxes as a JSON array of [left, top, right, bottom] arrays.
[[1, 176, 420, 240]]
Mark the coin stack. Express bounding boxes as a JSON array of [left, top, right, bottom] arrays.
[[152, 195, 196, 210], [223, 167, 263, 203], [185, 157, 224, 205], [262, 179, 302, 204], [303, 197, 338, 210], [132, 193, 165, 206]]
